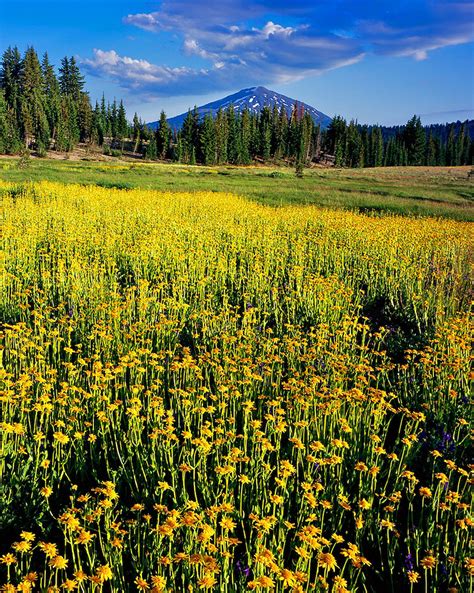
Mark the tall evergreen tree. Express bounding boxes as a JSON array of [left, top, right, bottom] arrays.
[[445, 124, 456, 166], [58, 57, 70, 95], [77, 92, 93, 143], [20, 46, 49, 149], [403, 115, 426, 165], [91, 101, 104, 146], [117, 100, 128, 148], [227, 105, 240, 164], [200, 114, 216, 165], [100, 95, 109, 137], [0, 89, 9, 153], [259, 106, 272, 160], [371, 126, 384, 167], [426, 130, 438, 166], [239, 108, 251, 165], [41, 53, 60, 144], [215, 108, 228, 164], [110, 99, 118, 140], [156, 110, 171, 160], [68, 56, 85, 100], [145, 135, 157, 160], [345, 120, 362, 168], [132, 112, 141, 153], [59, 56, 85, 99], [56, 95, 79, 151], [455, 122, 470, 165], [181, 108, 199, 164], [0, 46, 22, 121]]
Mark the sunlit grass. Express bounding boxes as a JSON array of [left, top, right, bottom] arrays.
[[0, 159, 473, 220]]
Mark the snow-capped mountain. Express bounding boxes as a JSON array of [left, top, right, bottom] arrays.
[[148, 86, 332, 130]]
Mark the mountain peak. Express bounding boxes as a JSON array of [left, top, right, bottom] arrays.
[[148, 86, 332, 130]]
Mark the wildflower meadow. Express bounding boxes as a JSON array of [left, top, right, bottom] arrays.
[[0, 180, 472, 592]]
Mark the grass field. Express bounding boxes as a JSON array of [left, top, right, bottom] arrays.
[[0, 166, 472, 592], [0, 158, 473, 220]]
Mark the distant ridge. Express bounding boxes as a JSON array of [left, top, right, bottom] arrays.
[[148, 86, 332, 130]]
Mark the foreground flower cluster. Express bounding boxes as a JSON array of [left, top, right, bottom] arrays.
[[0, 181, 472, 592]]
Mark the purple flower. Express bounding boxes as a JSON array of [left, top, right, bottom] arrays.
[[236, 560, 251, 578], [404, 553, 414, 571]]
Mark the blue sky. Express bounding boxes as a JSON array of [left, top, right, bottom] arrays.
[[1, 0, 473, 125]]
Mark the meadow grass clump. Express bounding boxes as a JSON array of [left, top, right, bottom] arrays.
[[0, 180, 472, 592]]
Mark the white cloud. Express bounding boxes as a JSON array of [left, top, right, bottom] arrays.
[[84, 1, 474, 97], [83, 49, 208, 94]]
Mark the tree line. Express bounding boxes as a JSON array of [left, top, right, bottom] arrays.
[[0, 46, 129, 155], [327, 115, 473, 167], [1, 45, 473, 168]]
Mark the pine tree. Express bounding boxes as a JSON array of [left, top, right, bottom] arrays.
[[20, 47, 49, 150], [200, 114, 216, 165], [227, 105, 240, 164], [58, 57, 70, 95], [110, 99, 118, 140], [42, 53, 60, 144], [274, 107, 288, 159], [399, 139, 408, 166], [426, 130, 437, 166], [345, 120, 362, 167], [403, 115, 425, 165], [455, 122, 469, 165], [435, 136, 444, 166], [287, 104, 301, 158], [181, 108, 199, 164], [325, 115, 346, 161], [132, 113, 141, 153], [445, 124, 456, 166], [59, 56, 85, 99], [269, 105, 281, 158], [0, 88, 21, 154], [91, 101, 103, 146], [312, 124, 322, 162], [77, 92, 92, 143], [174, 134, 183, 163], [371, 126, 384, 167], [383, 138, 393, 166], [413, 118, 426, 166], [68, 57, 85, 100], [141, 123, 151, 143], [0, 46, 22, 121], [56, 95, 79, 151], [295, 134, 304, 178], [156, 110, 171, 160], [300, 112, 314, 164], [460, 122, 471, 165], [145, 136, 157, 160], [326, 116, 347, 166], [360, 126, 370, 167], [116, 100, 128, 149], [0, 89, 9, 153], [215, 108, 228, 164], [249, 113, 260, 160], [100, 95, 108, 137], [259, 106, 272, 160], [239, 108, 251, 165]]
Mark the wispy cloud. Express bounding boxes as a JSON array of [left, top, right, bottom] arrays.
[[83, 49, 214, 96], [84, 0, 474, 97]]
